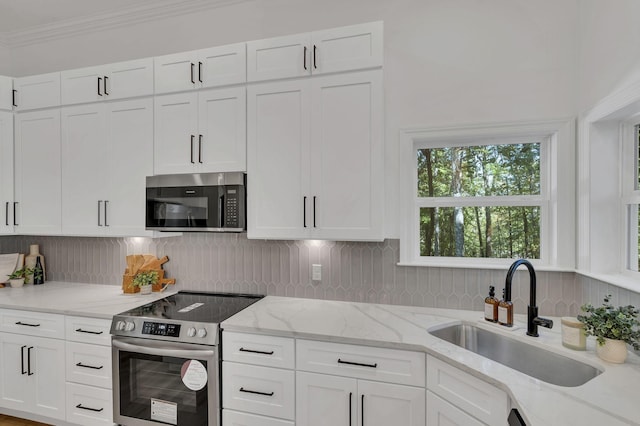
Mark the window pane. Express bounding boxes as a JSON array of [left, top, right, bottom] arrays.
[[419, 206, 540, 258], [637, 125, 640, 190], [417, 143, 540, 197]]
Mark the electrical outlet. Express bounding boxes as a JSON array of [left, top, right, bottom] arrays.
[[312, 264, 322, 281]]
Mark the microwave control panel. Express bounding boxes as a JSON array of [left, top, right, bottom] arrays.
[[142, 321, 181, 337], [225, 189, 239, 227]]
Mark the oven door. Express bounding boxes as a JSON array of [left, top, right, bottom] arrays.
[[112, 337, 218, 426]]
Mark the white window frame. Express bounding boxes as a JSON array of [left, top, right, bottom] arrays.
[[399, 119, 575, 270], [621, 123, 640, 273]]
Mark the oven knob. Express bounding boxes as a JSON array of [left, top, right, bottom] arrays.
[[115, 320, 126, 331], [197, 328, 207, 338], [187, 327, 196, 337], [124, 321, 135, 332]]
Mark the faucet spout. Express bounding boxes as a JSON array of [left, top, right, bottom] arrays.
[[505, 259, 553, 337]]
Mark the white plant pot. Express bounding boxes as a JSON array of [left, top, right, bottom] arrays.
[[596, 337, 628, 363], [9, 278, 24, 288], [140, 284, 152, 295]]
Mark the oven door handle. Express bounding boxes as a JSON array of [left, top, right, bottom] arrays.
[[112, 338, 215, 359]]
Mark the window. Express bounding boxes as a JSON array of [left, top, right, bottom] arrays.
[[623, 125, 640, 272], [400, 120, 575, 269]]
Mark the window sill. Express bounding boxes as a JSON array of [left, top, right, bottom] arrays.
[[576, 271, 640, 294], [397, 259, 575, 272]]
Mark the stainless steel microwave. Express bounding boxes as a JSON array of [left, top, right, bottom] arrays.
[[145, 172, 246, 232]]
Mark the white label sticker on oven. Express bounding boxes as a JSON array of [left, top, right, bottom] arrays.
[[181, 360, 208, 391], [178, 302, 204, 313], [151, 398, 177, 425]]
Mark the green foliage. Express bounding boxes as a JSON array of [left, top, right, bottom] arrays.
[[9, 267, 33, 280], [577, 295, 640, 350], [132, 270, 158, 287]]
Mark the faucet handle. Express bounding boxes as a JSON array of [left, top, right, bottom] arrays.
[[533, 317, 553, 329]]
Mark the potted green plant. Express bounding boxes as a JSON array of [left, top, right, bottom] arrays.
[[132, 270, 158, 295], [578, 294, 640, 363], [8, 267, 33, 288]]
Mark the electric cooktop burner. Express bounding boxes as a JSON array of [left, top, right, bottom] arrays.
[[110, 291, 263, 346]]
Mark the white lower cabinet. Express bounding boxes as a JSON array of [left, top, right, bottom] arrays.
[[427, 391, 484, 426], [223, 409, 294, 426], [66, 382, 113, 425]]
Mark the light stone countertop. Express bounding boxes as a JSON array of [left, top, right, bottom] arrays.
[[0, 281, 176, 318], [221, 296, 640, 426]]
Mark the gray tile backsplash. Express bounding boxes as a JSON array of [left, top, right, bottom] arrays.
[[1, 234, 635, 316]]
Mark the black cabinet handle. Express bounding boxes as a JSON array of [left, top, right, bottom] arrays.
[[75, 328, 104, 335], [313, 196, 317, 227], [103, 76, 109, 95], [349, 392, 353, 426], [97, 200, 103, 226], [190, 135, 195, 163], [198, 134, 203, 163], [20, 345, 26, 375], [76, 362, 104, 370], [5, 202, 8, 226], [104, 200, 109, 227], [97, 77, 102, 96], [361, 394, 364, 426], [27, 346, 33, 376], [76, 404, 104, 413], [313, 45, 317, 69], [12, 89, 17, 107], [337, 359, 378, 368], [190, 62, 195, 84], [198, 62, 203, 83], [16, 321, 40, 327], [303, 196, 307, 228], [13, 202, 17, 226], [239, 387, 274, 397], [239, 347, 274, 355], [304, 46, 307, 70]]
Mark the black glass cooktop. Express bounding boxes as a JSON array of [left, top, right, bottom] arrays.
[[120, 291, 263, 324]]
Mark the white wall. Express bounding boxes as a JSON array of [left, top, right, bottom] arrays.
[[7, 0, 579, 238]]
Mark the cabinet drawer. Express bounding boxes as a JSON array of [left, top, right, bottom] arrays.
[[66, 382, 113, 425], [297, 339, 425, 387], [223, 362, 294, 420], [0, 309, 65, 339], [427, 355, 508, 426], [223, 409, 294, 426], [66, 341, 112, 389], [427, 390, 485, 426], [223, 331, 294, 369], [65, 316, 111, 346]]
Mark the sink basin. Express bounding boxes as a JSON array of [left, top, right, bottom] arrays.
[[429, 323, 602, 387]]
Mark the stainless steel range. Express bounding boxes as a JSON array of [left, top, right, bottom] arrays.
[[110, 291, 263, 426]]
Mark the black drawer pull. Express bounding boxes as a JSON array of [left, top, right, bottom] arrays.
[[337, 359, 377, 368], [239, 347, 274, 355], [76, 362, 104, 370], [76, 328, 104, 335], [76, 404, 104, 413], [239, 387, 274, 397], [16, 321, 40, 327]]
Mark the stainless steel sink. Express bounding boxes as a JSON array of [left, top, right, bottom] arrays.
[[429, 323, 602, 387]]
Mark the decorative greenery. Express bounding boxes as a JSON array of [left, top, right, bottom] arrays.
[[132, 270, 158, 288], [578, 295, 640, 350], [8, 267, 33, 280]]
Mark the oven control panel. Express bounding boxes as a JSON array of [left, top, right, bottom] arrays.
[[142, 321, 181, 337]]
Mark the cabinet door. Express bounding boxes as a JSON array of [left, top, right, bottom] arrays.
[[296, 372, 356, 426], [247, 33, 311, 82], [0, 75, 12, 111], [13, 72, 61, 111], [61, 104, 108, 235], [199, 43, 247, 88], [0, 111, 13, 234], [154, 92, 199, 174], [0, 334, 31, 412], [31, 336, 66, 420], [197, 86, 246, 172], [154, 51, 199, 94], [426, 391, 485, 426], [105, 98, 153, 236], [358, 380, 425, 426], [106, 57, 154, 100], [61, 65, 103, 105], [310, 70, 383, 241], [247, 79, 311, 239], [311, 21, 383, 75], [14, 110, 62, 234]]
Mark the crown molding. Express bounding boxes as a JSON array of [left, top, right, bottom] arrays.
[[1, 0, 251, 48]]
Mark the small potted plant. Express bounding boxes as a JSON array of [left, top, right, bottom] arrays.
[[7, 267, 33, 288], [578, 294, 640, 363], [132, 270, 158, 295]]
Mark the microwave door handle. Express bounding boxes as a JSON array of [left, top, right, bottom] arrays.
[[218, 195, 224, 228], [112, 339, 215, 359]]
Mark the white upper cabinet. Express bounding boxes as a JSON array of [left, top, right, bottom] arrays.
[[154, 86, 246, 174], [61, 58, 154, 105], [154, 43, 246, 94], [247, 21, 383, 82], [0, 111, 13, 234], [13, 73, 61, 111], [0, 76, 12, 111]]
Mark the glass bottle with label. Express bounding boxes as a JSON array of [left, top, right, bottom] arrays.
[[498, 288, 513, 327], [484, 286, 499, 322]]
